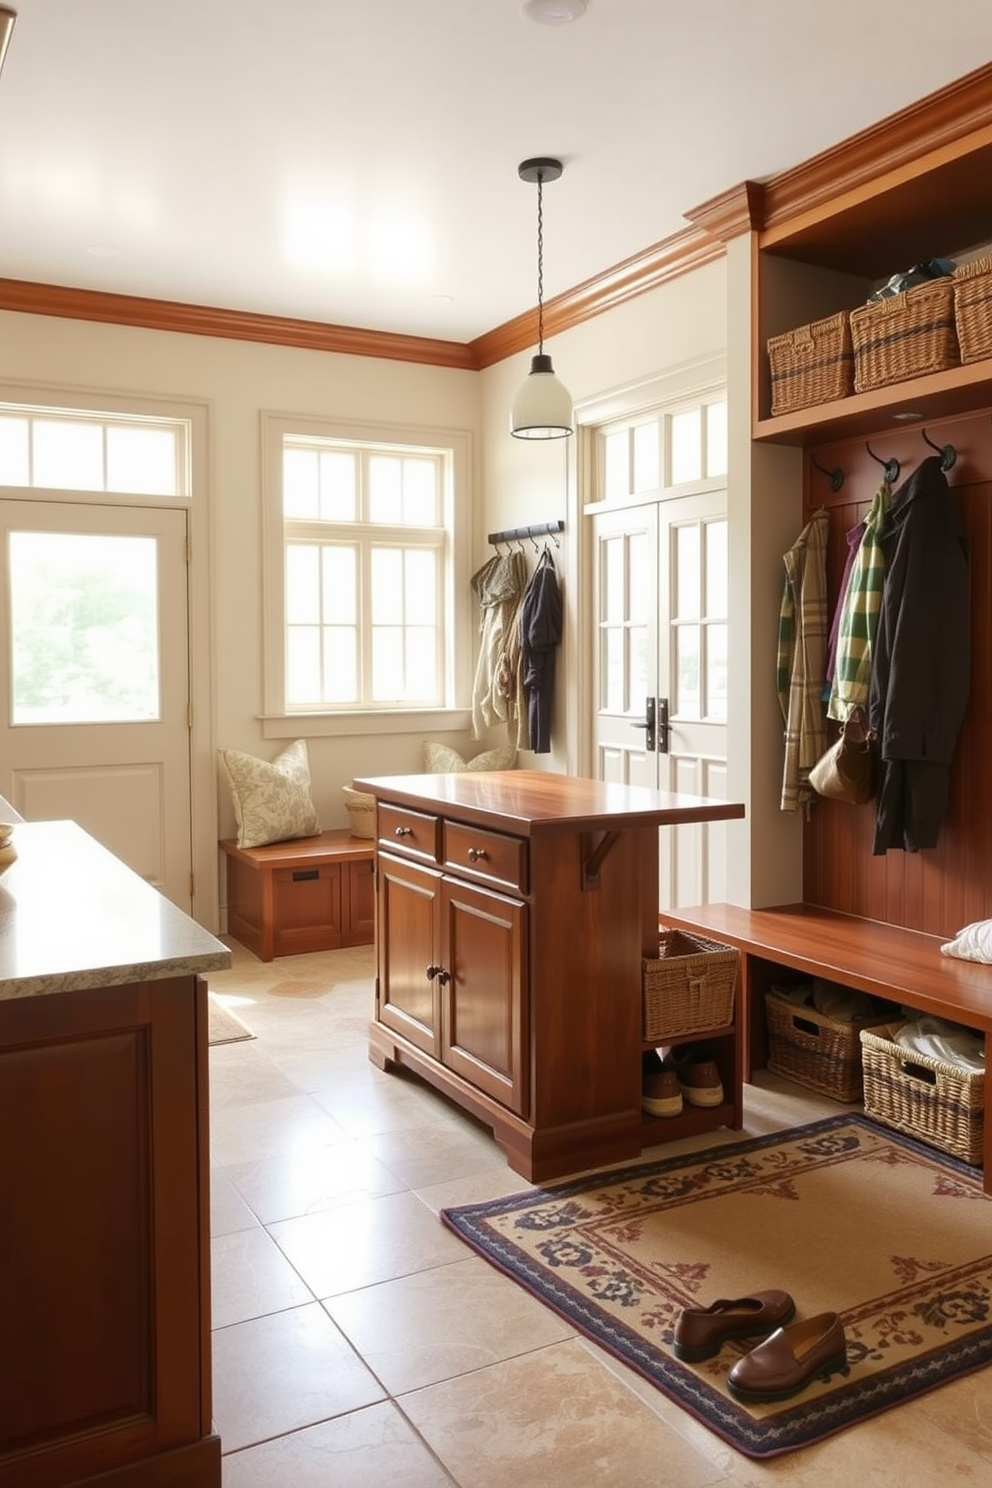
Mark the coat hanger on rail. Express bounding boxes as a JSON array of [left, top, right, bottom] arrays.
[[865, 442, 900, 484], [921, 428, 957, 471]]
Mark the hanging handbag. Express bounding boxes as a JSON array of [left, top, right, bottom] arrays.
[[809, 707, 876, 805]]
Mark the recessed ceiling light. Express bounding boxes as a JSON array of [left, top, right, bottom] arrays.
[[430, 294, 455, 307], [523, 0, 589, 25], [87, 244, 121, 258]]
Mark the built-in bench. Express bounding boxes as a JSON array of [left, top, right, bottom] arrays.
[[664, 902, 992, 1192], [220, 829, 375, 961]]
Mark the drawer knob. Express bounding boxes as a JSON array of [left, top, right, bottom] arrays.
[[467, 846, 489, 862], [394, 825, 413, 837]]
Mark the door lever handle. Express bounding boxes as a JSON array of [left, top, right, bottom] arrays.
[[629, 696, 656, 751], [657, 697, 671, 754]]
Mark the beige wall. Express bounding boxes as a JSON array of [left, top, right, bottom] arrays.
[[1, 254, 775, 929]]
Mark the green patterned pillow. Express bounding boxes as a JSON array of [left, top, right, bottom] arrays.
[[221, 739, 321, 849], [422, 742, 517, 773]]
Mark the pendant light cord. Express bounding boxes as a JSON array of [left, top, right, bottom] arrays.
[[536, 171, 545, 355]]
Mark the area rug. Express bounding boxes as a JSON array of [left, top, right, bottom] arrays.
[[440, 1114, 992, 1458], [207, 994, 255, 1046]]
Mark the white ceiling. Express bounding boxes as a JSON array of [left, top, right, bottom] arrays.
[[2, 0, 991, 346]]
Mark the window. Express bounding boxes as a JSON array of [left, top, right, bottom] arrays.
[[263, 416, 471, 730], [597, 394, 727, 505], [0, 403, 190, 496]]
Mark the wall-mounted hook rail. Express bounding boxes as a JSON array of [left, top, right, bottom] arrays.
[[921, 428, 957, 471], [865, 442, 900, 484], [810, 454, 844, 492], [487, 519, 565, 548]]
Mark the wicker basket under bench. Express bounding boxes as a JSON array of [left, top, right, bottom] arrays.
[[658, 902, 992, 1189]]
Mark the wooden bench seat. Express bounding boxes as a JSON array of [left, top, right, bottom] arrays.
[[220, 830, 375, 961], [663, 902, 992, 1190]]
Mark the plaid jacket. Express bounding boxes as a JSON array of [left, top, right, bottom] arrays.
[[827, 479, 890, 721], [777, 509, 829, 811]]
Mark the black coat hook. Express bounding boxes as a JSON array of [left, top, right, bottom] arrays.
[[810, 454, 844, 492], [865, 442, 900, 484], [921, 428, 957, 471]]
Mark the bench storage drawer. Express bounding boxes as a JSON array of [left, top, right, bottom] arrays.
[[861, 1024, 985, 1166]]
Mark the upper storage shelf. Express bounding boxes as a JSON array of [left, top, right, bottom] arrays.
[[741, 66, 992, 446]]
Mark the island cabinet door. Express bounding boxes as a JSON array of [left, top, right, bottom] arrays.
[[0, 975, 215, 1488], [439, 877, 528, 1116], [376, 852, 443, 1057]]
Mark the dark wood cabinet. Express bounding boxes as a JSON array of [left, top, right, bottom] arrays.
[[0, 975, 218, 1488], [360, 771, 745, 1182]]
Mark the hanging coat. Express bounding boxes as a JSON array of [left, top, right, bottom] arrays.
[[826, 477, 890, 719], [470, 552, 527, 740], [868, 455, 970, 854], [519, 547, 562, 754], [776, 508, 829, 812]]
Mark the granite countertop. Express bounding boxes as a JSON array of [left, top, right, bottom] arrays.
[[0, 819, 231, 1000]]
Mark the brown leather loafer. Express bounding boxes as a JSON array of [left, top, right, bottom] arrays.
[[727, 1311, 849, 1402], [673, 1290, 795, 1362]]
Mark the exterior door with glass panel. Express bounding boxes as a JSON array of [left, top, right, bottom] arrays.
[[0, 499, 192, 910], [588, 395, 729, 911]]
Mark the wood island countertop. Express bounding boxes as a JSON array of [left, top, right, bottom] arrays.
[[353, 769, 746, 834], [0, 818, 231, 1000]]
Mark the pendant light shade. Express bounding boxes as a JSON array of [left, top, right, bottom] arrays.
[[511, 158, 573, 440]]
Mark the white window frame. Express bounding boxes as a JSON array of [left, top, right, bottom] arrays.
[[261, 412, 473, 738]]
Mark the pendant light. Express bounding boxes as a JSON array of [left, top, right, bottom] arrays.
[[510, 157, 574, 440]]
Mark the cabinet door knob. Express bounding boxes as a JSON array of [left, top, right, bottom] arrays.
[[467, 846, 488, 862], [436, 968, 451, 986], [426, 963, 441, 980], [394, 825, 413, 837]]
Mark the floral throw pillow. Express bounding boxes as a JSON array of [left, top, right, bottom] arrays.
[[422, 742, 518, 773], [221, 738, 321, 849]]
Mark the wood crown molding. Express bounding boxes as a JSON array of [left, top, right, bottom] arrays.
[[754, 59, 992, 231], [682, 181, 764, 245], [0, 222, 724, 374], [0, 278, 478, 371]]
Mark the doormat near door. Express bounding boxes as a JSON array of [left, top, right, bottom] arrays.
[[440, 1114, 992, 1459], [207, 994, 255, 1045]]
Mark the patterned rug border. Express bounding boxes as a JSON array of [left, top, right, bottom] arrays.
[[440, 1114, 992, 1458]]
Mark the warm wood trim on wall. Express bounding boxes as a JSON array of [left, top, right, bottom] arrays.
[[755, 59, 992, 233], [0, 223, 724, 373], [0, 277, 478, 371], [468, 225, 724, 369]]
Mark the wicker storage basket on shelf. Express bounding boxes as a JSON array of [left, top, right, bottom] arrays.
[[766, 310, 854, 416], [642, 929, 738, 1041], [342, 784, 376, 840], [849, 277, 959, 392], [764, 987, 892, 1104], [952, 254, 992, 364], [860, 1023, 985, 1166]]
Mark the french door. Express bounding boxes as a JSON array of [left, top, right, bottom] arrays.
[[590, 490, 730, 909]]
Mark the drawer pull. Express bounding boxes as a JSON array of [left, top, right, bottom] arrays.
[[394, 825, 413, 837], [467, 846, 489, 862], [292, 869, 319, 881]]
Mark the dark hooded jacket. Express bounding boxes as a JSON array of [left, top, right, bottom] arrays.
[[868, 455, 969, 853]]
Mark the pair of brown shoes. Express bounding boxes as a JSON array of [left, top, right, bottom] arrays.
[[642, 1047, 724, 1117], [673, 1292, 849, 1403]]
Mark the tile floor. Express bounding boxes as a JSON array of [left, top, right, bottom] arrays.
[[208, 940, 992, 1487]]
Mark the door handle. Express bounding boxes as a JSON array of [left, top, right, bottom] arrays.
[[629, 696, 656, 751], [657, 697, 671, 754]]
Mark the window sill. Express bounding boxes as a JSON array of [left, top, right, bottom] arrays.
[[260, 708, 473, 741]]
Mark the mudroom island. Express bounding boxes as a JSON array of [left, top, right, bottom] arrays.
[[0, 819, 230, 1488], [354, 770, 745, 1181]]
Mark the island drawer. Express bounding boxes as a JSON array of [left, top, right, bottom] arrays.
[[443, 820, 528, 894], [378, 803, 441, 864]]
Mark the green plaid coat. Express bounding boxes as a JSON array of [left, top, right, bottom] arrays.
[[827, 479, 890, 721]]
